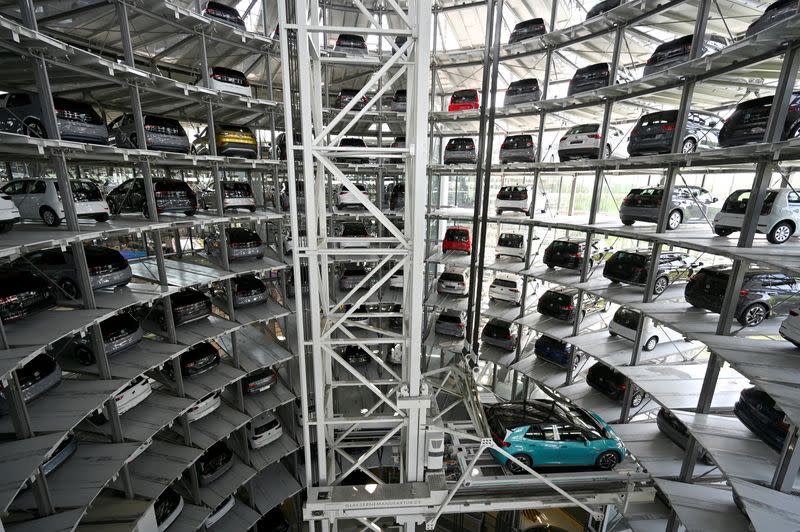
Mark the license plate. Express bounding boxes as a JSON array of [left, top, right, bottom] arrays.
[[570, 141, 582, 144]]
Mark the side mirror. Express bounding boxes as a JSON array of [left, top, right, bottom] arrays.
[[711, 196, 718, 203], [708, 121, 718, 127]]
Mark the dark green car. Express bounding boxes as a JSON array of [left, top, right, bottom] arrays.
[[603, 248, 701, 295]]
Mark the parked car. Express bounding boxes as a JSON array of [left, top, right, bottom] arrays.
[[339, 264, 374, 290], [587, 362, 646, 406], [164, 342, 220, 379], [1, 354, 61, 405], [205, 227, 265, 260], [481, 318, 517, 351], [335, 88, 369, 110], [0, 93, 108, 144], [508, 18, 546, 44], [335, 33, 368, 54], [391, 89, 407, 112], [435, 310, 466, 337], [205, 496, 236, 527], [336, 138, 369, 164], [39, 433, 77, 480], [284, 228, 306, 255], [70, 311, 143, 366], [204, 66, 252, 97], [108, 114, 189, 153], [609, 307, 661, 351], [14, 245, 131, 300], [0, 193, 20, 232], [537, 287, 608, 323], [199, 180, 256, 211], [249, 411, 283, 449], [342, 345, 371, 366], [567, 63, 616, 96], [713, 188, 800, 244], [543, 237, 612, 270], [503, 79, 541, 106], [628, 109, 723, 155], [496, 185, 547, 215], [489, 273, 525, 305], [685, 265, 800, 326], [780, 309, 800, 347], [734, 387, 788, 450], [437, 266, 470, 296], [586, 0, 621, 19], [198, 440, 234, 485], [442, 137, 477, 164], [1, 178, 110, 226], [156, 289, 212, 329], [499, 134, 536, 163], [192, 124, 258, 158], [336, 221, 371, 247], [534, 335, 581, 368], [389, 266, 404, 288], [336, 183, 369, 209], [643, 34, 728, 76], [154, 488, 184, 531], [603, 248, 698, 295], [442, 226, 471, 253], [212, 274, 269, 307], [108, 375, 152, 418], [390, 182, 405, 210], [620, 186, 719, 230], [487, 400, 626, 472], [387, 343, 403, 364], [243, 367, 278, 394], [558, 123, 624, 160], [496, 232, 526, 261], [656, 408, 714, 464], [202, 1, 245, 28], [746, 0, 800, 37], [186, 391, 222, 422], [448, 89, 480, 112], [719, 92, 800, 147], [280, 180, 305, 211], [0, 269, 56, 322], [106, 178, 197, 217]]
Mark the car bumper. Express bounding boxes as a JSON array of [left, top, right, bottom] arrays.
[[71, 200, 110, 218], [543, 254, 581, 269], [496, 246, 525, 259], [208, 80, 252, 97], [158, 497, 184, 532], [155, 198, 196, 213], [496, 199, 529, 212], [90, 266, 132, 290], [390, 102, 407, 112], [105, 327, 144, 356], [146, 134, 190, 153], [535, 348, 572, 367], [218, 142, 258, 158], [714, 212, 768, 233], [41, 436, 78, 476], [223, 197, 256, 210], [442, 151, 477, 163], [173, 307, 211, 327], [448, 103, 479, 112], [435, 323, 464, 337], [567, 80, 608, 96], [205, 497, 236, 527], [58, 121, 109, 145], [619, 206, 659, 223], [228, 244, 265, 259], [603, 271, 645, 286], [499, 148, 536, 162], [482, 336, 515, 351], [643, 57, 686, 77], [488, 289, 520, 304], [234, 290, 269, 307], [251, 426, 283, 449], [627, 139, 672, 155], [559, 144, 601, 159], [735, 401, 786, 450], [334, 45, 368, 55]]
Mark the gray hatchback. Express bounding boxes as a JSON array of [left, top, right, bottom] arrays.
[[435, 310, 466, 337], [499, 134, 536, 163], [0, 93, 108, 144], [619, 186, 719, 230]]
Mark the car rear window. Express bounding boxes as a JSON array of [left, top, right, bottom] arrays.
[[339, 138, 366, 147], [549, 240, 580, 253], [439, 272, 464, 282], [69, 180, 103, 201], [222, 181, 252, 194], [493, 278, 517, 288], [654, 35, 693, 54], [541, 290, 572, 306], [451, 90, 478, 103], [498, 233, 523, 247], [613, 307, 640, 329], [154, 179, 192, 192], [445, 229, 469, 242], [566, 124, 599, 135], [502, 135, 533, 148], [437, 312, 462, 323], [515, 18, 545, 30], [638, 111, 678, 127], [220, 124, 253, 136], [446, 138, 475, 148]]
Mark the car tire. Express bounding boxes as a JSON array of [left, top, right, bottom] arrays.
[[142, 204, 150, 219], [0, 221, 14, 233], [644, 335, 659, 351], [603, 144, 612, 158], [184, 210, 196, 217], [767, 221, 793, 244], [25, 120, 46, 139], [94, 213, 110, 222], [508, 453, 533, 474], [621, 219, 634, 226], [653, 276, 668, 295], [596, 450, 620, 470], [738, 303, 768, 327], [40, 206, 61, 227], [631, 390, 645, 407], [60, 278, 80, 300], [75, 345, 95, 366], [714, 227, 734, 237], [681, 138, 697, 153], [667, 209, 682, 230]]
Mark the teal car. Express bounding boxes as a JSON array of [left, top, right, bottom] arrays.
[[487, 400, 626, 473]]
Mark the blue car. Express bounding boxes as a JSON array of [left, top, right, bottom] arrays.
[[534, 335, 581, 368], [487, 400, 626, 473]]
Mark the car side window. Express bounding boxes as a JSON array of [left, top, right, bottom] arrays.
[[31, 181, 46, 194], [787, 192, 800, 204], [540, 425, 556, 441], [132, 180, 144, 193], [524, 426, 544, 440], [2, 181, 25, 194], [555, 424, 585, 442], [760, 274, 791, 287]]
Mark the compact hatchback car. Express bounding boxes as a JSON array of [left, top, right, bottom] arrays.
[[537, 287, 608, 324], [443, 137, 477, 164], [1, 178, 110, 226], [499, 134, 536, 163], [192, 124, 258, 158], [718, 92, 800, 147], [442, 226, 472, 253], [643, 34, 728, 76], [435, 310, 466, 337], [69, 311, 142, 365], [154, 488, 184, 531], [249, 411, 283, 449], [187, 391, 222, 422], [437, 267, 470, 296], [336, 183, 368, 209], [620, 186, 719, 230], [0, 269, 56, 322], [204, 66, 252, 97], [628, 109, 723, 156], [98, 375, 151, 420], [156, 289, 212, 329], [543, 237, 612, 270], [488, 273, 525, 305], [1, 353, 61, 405], [603, 248, 698, 295], [656, 408, 714, 464], [496, 232, 526, 261], [342, 345, 372, 366], [503, 79, 541, 106], [558, 123, 624, 160], [0, 93, 108, 144], [335, 33, 368, 54], [734, 387, 788, 450], [335, 88, 370, 110], [586, 0, 621, 18], [487, 400, 626, 472], [107, 178, 197, 217], [448, 89, 480, 112], [336, 221, 371, 248], [165, 342, 220, 379], [205, 227, 265, 260], [243, 367, 278, 394], [481, 319, 517, 351], [587, 362, 646, 406], [568, 63, 616, 96], [212, 274, 269, 307], [496, 185, 545, 215], [200, 180, 256, 211], [339, 264, 374, 290], [109, 114, 190, 153], [685, 265, 800, 326], [203, 1, 245, 28], [747, 0, 799, 36], [508, 18, 546, 44], [609, 307, 661, 351], [534, 335, 581, 368], [198, 440, 234, 485], [336, 138, 370, 164], [205, 496, 236, 527], [713, 188, 800, 244]]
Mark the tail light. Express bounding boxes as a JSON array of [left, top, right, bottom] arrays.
[[588, 133, 601, 139], [1, 195, 11, 200], [520, 191, 528, 199], [0, 295, 18, 305], [248, 382, 258, 389], [526, 140, 534, 147], [618, 383, 627, 391], [184, 361, 196, 368], [739, 290, 750, 296], [144, 124, 158, 131], [790, 310, 799, 317], [661, 124, 676, 132], [500, 440, 511, 447], [358, 41, 367, 49], [457, 323, 464, 328], [510, 288, 519, 293], [789, 104, 800, 113], [505, 333, 512, 339], [560, 136, 567, 141], [561, 304, 575, 310], [600, 70, 609, 77], [688, 274, 698, 282], [646, 57, 655, 65], [568, 252, 582, 258], [775, 419, 790, 431]]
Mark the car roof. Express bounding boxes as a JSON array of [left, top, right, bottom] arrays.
[[443, 266, 469, 274], [494, 272, 520, 281]]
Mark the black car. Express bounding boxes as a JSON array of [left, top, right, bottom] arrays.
[[0, 269, 56, 322], [154, 487, 184, 530], [391, 89, 407, 112], [586, 0, 620, 19], [335, 33, 368, 53], [72, 311, 143, 366], [734, 387, 788, 451], [197, 440, 234, 485], [746, 0, 800, 37], [243, 367, 278, 394], [537, 287, 608, 324], [389, 182, 405, 210], [213, 273, 269, 308], [0, 93, 108, 145], [718, 91, 800, 147], [165, 342, 220, 379], [627, 109, 723, 156], [158, 289, 212, 329], [603, 249, 697, 295], [203, 1, 245, 28], [337, 138, 369, 164], [108, 114, 190, 153], [508, 18, 546, 44], [655, 408, 714, 464], [534, 335, 580, 368], [586, 363, 646, 406], [342, 345, 371, 366], [481, 318, 517, 351], [543, 237, 611, 270], [2, 353, 62, 405], [442, 137, 477, 164], [107, 178, 197, 217], [335, 88, 369, 110], [642, 35, 727, 76], [684, 266, 800, 326], [568, 63, 614, 96]]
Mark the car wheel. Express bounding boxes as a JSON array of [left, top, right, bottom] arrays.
[[184, 210, 196, 217], [572, 353, 582, 368], [667, 209, 682, 230], [508, 453, 533, 474], [644, 335, 659, 351], [596, 450, 620, 470], [653, 276, 668, 295], [40, 206, 61, 227], [714, 227, 734, 237], [60, 278, 80, 300], [738, 303, 768, 327], [545, 263, 554, 269], [681, 138, 697, 153], [142, 204, 150, 219], [94, 213, 110, 222], [0, 221, 13, 233], [603, 144, 612, 158], [767, 221, 793, 244], [609, 331, 618, 337], [621, 219, 634, 226], [631, 391, 645, 407], [75, 345, 95, 366], [25, 120, 46, 139], [249, 206, 256, 212]]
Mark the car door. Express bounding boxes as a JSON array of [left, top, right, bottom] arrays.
[[767, 274, 800, 314], [1, 180, 30, 216], [554, 424, 593, 465], [129, 179, 145, 211], [523, 424, 560, 465]]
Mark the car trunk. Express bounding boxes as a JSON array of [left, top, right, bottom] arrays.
[[605, 252, 648, 281], [538, 291, 574, 318], [501, 135, 533, 149]]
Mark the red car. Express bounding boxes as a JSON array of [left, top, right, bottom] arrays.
[[443, 226, 472, 254], [448, 89, 480, 112]]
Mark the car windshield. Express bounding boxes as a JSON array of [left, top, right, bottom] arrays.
[[343, 267, 367, 276], [451, 90, 477, 103], [636, 188, 664, 198], [498, 234, 523, 247], [493, 278, 517, 288], [515, 18, 544, 30], [556, 403, 606, 437], [67, 181, 103, 201], [566, 124, 599, 135], [445, 229, 469, 242]]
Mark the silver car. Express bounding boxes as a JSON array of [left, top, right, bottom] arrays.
[[204, 227, 265, 260], [108, 114, 190, 153], [481, 319, 517, 351], [619, 186, 719, 230], [442, 137, 477, 164], [435, 310, 466, 337], [2, 354, 61, 406], [0, 93, 108, 144], [499, 134, 536, 163], [503, 78, 541, 106]]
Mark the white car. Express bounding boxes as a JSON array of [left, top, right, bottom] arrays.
[[437, 267, 470, 296], [488, 273, 525, 305], [204, 66, 252, 97], [558, 124, 625, 161], [113, 376, 152, 417], [0, 192, 20, 233], [0, 178, 110, 227], [779, 309, 800, 347], [495, 185, 547, 216], [335, 183, 368, 210], [389, 266, 404, 288], [186, 391, 221, 423], [496, 232, 526, 261], [609, 306, 661, 351], [284, 229, 307, 255], [714, 188, 800, 244], [249, 411, 283, 449], [388, 343, 402, 364], [205, 496, 236, 527]]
